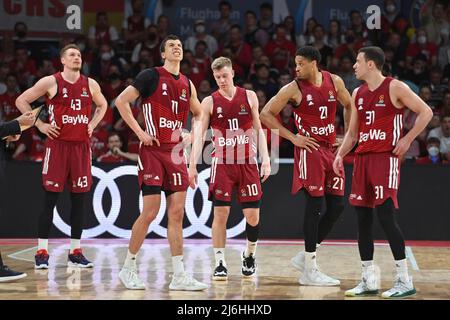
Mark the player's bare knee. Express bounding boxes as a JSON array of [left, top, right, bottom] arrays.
[[167, 207, 184, 223], [213, 209, 229, 225], [140, 210, 158, 225], [243, 210, 259, 226]]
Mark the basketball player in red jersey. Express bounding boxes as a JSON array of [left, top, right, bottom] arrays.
[[15, 44, 108, 269], [198, 57, 271, 281], [334, 47, 432, 298], [260, 46, 352, 286], [115, 35, 207, 291]]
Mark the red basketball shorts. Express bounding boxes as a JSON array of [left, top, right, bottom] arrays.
[[208, 157, 262, 203], [350, 152, 400, 209], [42, 139, 92, 193], [292, 145, 345, 197]]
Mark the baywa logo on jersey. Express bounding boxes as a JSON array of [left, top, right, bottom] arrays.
[[328, 91, 336, 102], [180, 89, 188, 102], [63, 88, 68, 98], [375, 95, 385, 107], [358, 98, 364, 110], [238, 104, 248, 115], [81, 87, 89, 97], [306, 94, 314, 106]]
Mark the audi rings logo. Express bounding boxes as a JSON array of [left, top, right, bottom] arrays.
[[52, 166, 246, 238]]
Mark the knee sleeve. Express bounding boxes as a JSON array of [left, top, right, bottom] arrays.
[[303, 192, 323, 252], [377, 199, 406, 260], [317, 195, 345, 243], [355, 206, 374, 261], [246, 223, 259, 242]]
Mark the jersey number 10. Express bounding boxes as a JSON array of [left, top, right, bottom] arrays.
[[228, 118, 239, 130]]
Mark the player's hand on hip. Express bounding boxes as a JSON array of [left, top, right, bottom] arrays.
[[188, 166, 198, 189], [17, 111, 35, 127], [37, 122, 60, 139], [181, 132, 192, 148], [6, 134, 21, 142], [333, 154, 344, 177], [291, 134, 319, 152], [138, 131, 160, 146], [393, 137, 411, 157], [333, 137, 343, 149], [260, 159, 271, 183], [87, 122, 95, 137]]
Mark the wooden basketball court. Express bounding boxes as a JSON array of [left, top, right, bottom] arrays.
[[1, 239, 449, 300]]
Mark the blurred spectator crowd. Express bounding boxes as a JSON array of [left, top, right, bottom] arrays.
[[0, 0, 449, 164]]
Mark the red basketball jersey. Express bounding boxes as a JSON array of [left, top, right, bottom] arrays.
[[46, 72, 92, 142], [210, 87, 256, 162], [355, 77, 404, 154], [141, 67, 190, 147], [292, 71, 337, 145]]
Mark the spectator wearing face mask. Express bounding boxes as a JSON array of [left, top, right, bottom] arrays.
[[416, 137, 448, 164], [131, 25, 161, 65], [184, 20, 218, 57], [428, 112, 450, 160], [404, 54, 430, 86], [406, 28, 438, 67], [381, 0, 406, 39], [420, 0, 450, 46], [90, 44, 123, 83]]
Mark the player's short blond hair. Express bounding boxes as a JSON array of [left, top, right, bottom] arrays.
[[60, 44, 81, 57], [211, 57, 232, 71]]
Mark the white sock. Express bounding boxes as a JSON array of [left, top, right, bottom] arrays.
[[361, 260, 375, 275], [305, 251, 317, 270], [70, 239, 80, 253], [172, 255, 185, 276], [245, 240, 257, 257], [38, 238, 48, 251], [395, 259, 410, 282], [362, 260, 374, 268], [124, 250, 137, 268], [214, 248, 226, 267]]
